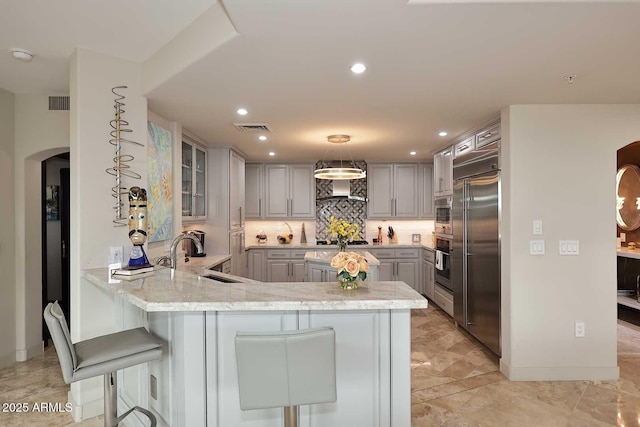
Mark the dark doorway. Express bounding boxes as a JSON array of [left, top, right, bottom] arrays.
[[42, 153, 70, 345]]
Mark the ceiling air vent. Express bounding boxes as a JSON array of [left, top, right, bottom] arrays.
[[49, 96, 70, 111], [233, 123, 271, 133]]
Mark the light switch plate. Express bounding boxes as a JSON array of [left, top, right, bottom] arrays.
[[533, 220, 543, 235], [530, 240, 545, 255], [559, 240, 579, 255]]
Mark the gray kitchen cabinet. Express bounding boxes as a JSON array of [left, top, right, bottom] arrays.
[[420, 163, 434, 218], [229, 150, 245, 230], [305, 262, 336, 282], [433, 147, 453, 197], [265, 248, 307, 282], [422, 248, 434, 298], [247, 249, 265, 282], [265, 164, 315, 218], [182, 135, 207, 221], [245, 163, 263, 219], [369, 248, 419, 290], [368, 163, 419, 219]]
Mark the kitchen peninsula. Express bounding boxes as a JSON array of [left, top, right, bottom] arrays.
[[82, 266, 427, 427]]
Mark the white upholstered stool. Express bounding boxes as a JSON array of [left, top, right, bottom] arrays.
[[235, 327, 337, 427], [44, 301, 162, 427]]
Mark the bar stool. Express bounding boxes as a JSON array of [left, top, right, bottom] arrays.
[[44, 301, 162, 427], [235, 327, 337, 427]]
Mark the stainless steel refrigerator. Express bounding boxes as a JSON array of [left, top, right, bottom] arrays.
[[452, 140, 501, 356]]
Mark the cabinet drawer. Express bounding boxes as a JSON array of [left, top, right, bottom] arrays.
[[395, 248, 420, 259], [476, 123, 500, 148], [290, 249, 308, 259], [422, 248, 434, 262], [370, 249, 395, 259], [454, 136, 475, 158], [267, 249, 290, 259], [434, 284, 453, 316]]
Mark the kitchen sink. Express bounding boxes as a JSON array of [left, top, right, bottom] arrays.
[[200, 274, 244, 284]]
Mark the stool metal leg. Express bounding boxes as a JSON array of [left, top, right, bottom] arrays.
[[284, 406, 298, 427], [104, 372, 118, 427], [103, 371, 157, 427]]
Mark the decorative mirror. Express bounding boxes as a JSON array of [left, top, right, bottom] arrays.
[[616, 164, 640, 231]]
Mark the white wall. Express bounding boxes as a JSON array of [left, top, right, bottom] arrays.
[[0, 88, 16, 368], [502, 104, 640, 380], [69, 48, 148, 420], [14, 94, 69, 362]]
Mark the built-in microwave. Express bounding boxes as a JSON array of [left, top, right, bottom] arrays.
[[435, 197, 452, 237]]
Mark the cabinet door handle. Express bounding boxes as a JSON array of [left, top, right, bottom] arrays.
[[259, 198, 262, 217]]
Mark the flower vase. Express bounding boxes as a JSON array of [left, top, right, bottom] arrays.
[[339, 278, 358, 290], [337, 240, 347, 252]]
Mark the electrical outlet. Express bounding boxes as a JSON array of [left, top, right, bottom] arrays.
[[150, 375, 157, 400], [109, 246, 123, 264], [575, 322, 585, 338], [533, 220, 543, 235]]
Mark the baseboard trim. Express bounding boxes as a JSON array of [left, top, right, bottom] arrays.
[[501, 361, 619, 381], [15, 341, 43, 362], [68, 389, 103, 422]]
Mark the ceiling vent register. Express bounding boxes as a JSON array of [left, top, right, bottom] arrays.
[[233, 123, 272, 133], [48, 96, 70, 111]]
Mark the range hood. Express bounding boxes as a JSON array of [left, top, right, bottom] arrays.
[[317, 179, 367, 202]]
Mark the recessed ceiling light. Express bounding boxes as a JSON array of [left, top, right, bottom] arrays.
[[410, 151, 417, 156], [258, 135, 267, 141], [350, 63, 366, 74], [237, 108, 248, 115], [438, 131, 448, 137], [268, 151, 275, 156]]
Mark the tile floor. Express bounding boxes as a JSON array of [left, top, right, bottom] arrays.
[[1, 304, 640, 426]]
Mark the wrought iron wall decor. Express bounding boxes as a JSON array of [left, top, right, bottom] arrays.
[[106, 86, 143, 226]]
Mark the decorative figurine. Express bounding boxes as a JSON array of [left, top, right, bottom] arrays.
[[127, 186, 152, 268]]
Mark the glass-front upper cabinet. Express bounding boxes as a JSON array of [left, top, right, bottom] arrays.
[[182, 136, 207, 221]]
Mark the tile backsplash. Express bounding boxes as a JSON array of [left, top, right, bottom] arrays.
[[244, 219, 434, 246], [315, 160, 367, 241]]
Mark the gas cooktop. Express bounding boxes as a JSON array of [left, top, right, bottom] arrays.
[[316, 240, 369, 245]]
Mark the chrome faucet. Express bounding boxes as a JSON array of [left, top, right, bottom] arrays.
[[157, 231, 204, 269]]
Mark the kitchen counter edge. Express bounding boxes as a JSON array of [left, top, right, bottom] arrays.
[[82, 267, 428, 313]]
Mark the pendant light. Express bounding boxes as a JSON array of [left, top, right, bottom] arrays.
[[314, 135, 366, 180]]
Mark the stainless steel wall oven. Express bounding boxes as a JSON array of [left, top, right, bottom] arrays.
[[434, 237, 452, 292]]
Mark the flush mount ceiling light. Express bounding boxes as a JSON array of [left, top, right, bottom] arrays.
[[314, 135, 366, 180], [10, 48, 33, 63], [438, 131, 448, 137], [410, 151, 417, 156], [268, 151, 275, 156], [237, 108, 248, 115], [258, 135, 267, 141], [350, 63, 366, 74]]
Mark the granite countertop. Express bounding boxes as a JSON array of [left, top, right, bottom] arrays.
[[248, 242, 435, 251], [304, 250, 381, 266], [618, 247, 640, 259], [82, 267, 427, 312]]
